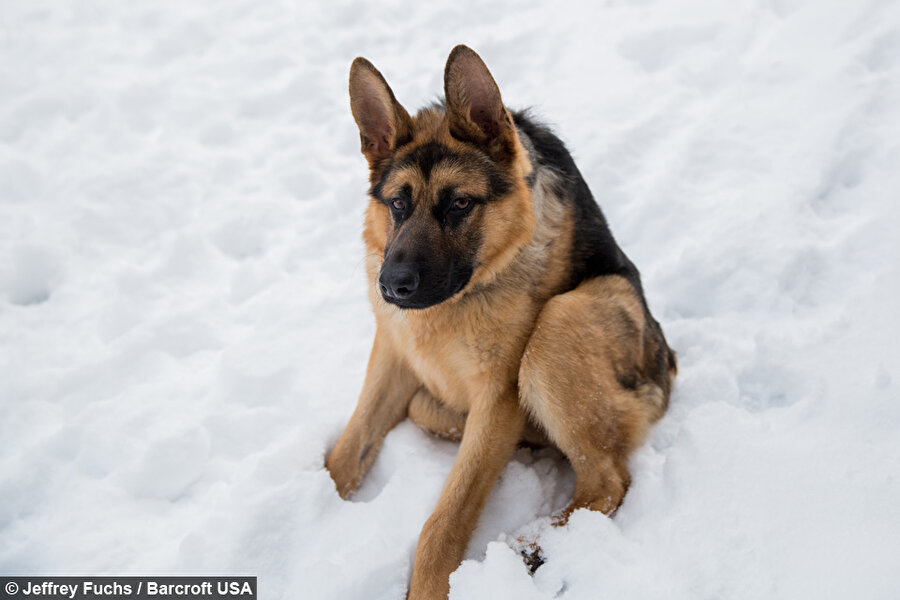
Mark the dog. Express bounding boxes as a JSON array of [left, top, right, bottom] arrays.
[[325, 45, 677, 599]]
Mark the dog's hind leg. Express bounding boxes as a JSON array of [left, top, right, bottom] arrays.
[[326, 332, 420, 498], [408, 388, 467, 441], [518, 275, 674, 521]]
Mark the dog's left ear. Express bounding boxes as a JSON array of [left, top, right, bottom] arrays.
[[444, 45, 516, 162]]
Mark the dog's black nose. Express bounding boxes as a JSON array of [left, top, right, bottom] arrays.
[[379, 264, 419, 300]]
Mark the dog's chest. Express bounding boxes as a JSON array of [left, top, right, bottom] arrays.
[[390, 291, 538, 411]]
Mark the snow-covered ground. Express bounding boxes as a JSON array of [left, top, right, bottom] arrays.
[[2, 0, 899, 598]]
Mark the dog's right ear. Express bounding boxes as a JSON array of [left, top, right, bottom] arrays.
[[349, 58, 413, 168]]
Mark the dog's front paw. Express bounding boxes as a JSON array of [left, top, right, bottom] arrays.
[[325, 440, 367, 499]]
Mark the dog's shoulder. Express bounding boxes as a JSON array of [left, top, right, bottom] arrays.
[[511, 111, 644, 299]]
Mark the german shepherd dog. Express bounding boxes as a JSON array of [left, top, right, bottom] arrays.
[[326, 45, 677, 599]]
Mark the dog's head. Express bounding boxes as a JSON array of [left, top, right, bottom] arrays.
[[350, 45, 535, 310]]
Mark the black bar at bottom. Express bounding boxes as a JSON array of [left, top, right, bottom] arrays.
[[1, 577, 256, 600]]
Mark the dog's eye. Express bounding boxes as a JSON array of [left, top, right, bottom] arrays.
[[391, 198, 406, 211], [452, 197, 471, 210]]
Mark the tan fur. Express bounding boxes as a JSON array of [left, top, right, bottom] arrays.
[[519, 275, 666, 518], [408, 387, 549, 446], [327, 46, 676, 599]]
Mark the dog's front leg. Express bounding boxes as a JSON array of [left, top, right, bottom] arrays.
[[326, 332, 419, 498], [408, 389, 525, 599]]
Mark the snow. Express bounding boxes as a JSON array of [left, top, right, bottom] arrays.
[[2, 0, 899, 598]]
